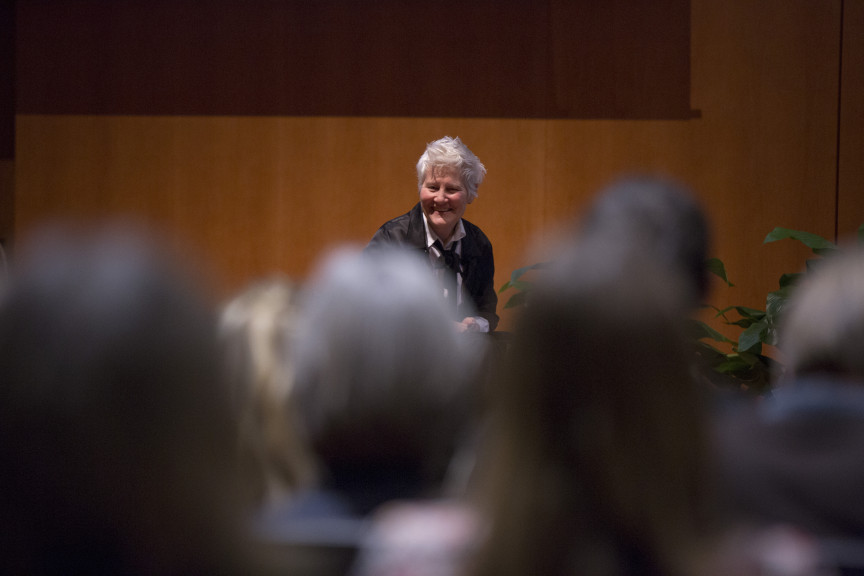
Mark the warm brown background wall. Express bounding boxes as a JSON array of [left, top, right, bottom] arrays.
[[1, 0, 14, 259], [9, 0, 863, 331], [839, 0, 864, 237]]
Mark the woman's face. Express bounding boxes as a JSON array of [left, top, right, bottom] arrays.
[[419, 167, 471, 241]]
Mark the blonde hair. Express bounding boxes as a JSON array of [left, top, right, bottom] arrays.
[[220, 278, 318, 505]]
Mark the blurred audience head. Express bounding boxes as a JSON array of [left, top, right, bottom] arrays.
[[711, 246, 864, 574], [714, 382, 864, 542], [0, 221, 248, 574], [292, 246, 483, 503], [579, 175, 711, 309], [470, 241, 716, 576], [779, 246, 864, 384], [220, 277, 318, 507]]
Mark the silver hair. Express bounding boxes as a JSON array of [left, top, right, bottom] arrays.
[[579, 175, 710, 309], [292, 245, 483, 477], [780, 247, 864, 383], [416, 136, 487, 202]]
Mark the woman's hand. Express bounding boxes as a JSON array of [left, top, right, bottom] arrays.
[[455, 317, 482, 333]]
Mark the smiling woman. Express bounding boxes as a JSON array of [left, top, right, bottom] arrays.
[[365, 136, 498, 333], [420, 168, 468, 244]]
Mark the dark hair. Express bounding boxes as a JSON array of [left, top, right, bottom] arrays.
[[579, 175, 711, 308], [0, 222, 248, 574], [470, 244, 714, 576]]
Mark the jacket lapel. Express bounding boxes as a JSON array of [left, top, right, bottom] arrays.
[[406, 203, 427, 252], [459, 221, 481, 293]]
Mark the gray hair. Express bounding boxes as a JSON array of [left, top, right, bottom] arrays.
[[780, 247, 864, 383], [292, 246, 483, 480], [578, 175, 710, 309], [416, 136, 487, 202], [0, 221, 247, 572]]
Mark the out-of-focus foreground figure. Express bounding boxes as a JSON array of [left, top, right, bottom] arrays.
[[468, 237, 725, 576], [715, 246, 864, 575], [252, 246, 485, 576], [0, 222, 252, 574], [577, 175, 710, 310], [219, 277, 318, 509]]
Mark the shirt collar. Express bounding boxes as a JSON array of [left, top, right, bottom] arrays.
[[422, 213, 466, 251]]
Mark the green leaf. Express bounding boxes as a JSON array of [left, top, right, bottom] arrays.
[[714, 355, 751, 374], [713, 306, 765, 322], [804, 257, 831, 273], [731, 306, 766, 320], [694, 340, 729, 357], [763, 227, 836, 252], [500, 262, 549, 295], [712, 306, 734, 320], [690, 320, 734, 344], [508, 280, 534, 293], [738, 350, 766, 367], [503, 291, 529, 310], [763, 285, 793, 346], [778, 273, 801, 288], [713, 307, 764, 330], [706, 258, 734, 287], [510, 261, 549, 284], [766, 285, 793, 322], [738, 319, 768, 353], [729, 318, 757, 329]]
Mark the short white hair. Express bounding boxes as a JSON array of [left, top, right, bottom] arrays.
[[416, 136, 486, 202]]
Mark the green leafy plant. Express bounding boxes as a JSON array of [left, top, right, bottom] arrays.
[[497, 261, 549, 310], [690, 225, 862, 394], [499, 224, 864, 395], [689, 256, 777, 394]]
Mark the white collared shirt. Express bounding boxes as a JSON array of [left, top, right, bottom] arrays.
[[421, 214, 490, 333]]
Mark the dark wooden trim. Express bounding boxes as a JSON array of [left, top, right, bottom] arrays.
[[1, 0, 14, 159], [16, 0, 692, 119]]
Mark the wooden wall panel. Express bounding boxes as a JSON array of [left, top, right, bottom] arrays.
[[13, 116, 548, 325], [678, 0, 840, 314], [838, 0, 864, 241], [13, 0, 848, 333], [0, 160, 12, 260]]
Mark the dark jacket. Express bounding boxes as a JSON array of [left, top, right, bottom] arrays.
[[366, 203, 498, 331]]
